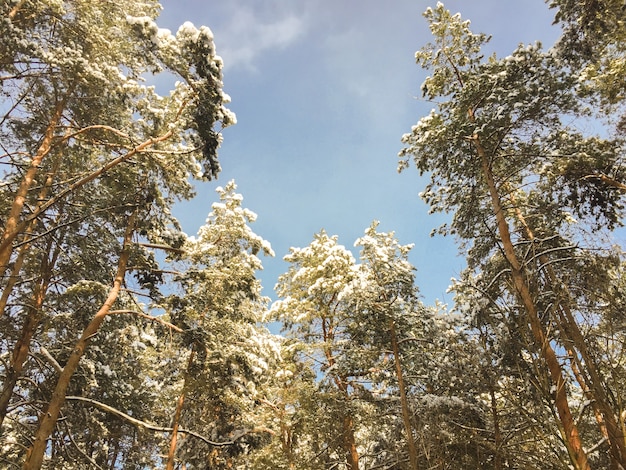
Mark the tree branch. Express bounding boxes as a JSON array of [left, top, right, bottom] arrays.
[[107, 310, 184, 333], [65, 396, 237, 447]]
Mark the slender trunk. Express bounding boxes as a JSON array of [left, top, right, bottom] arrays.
[[390, 318, 419, 470], [0, 238, 58, 428], [513, 205, 626, 467], [0, 184, 64, 425], [0, 246, 26, 317], [0, 156, 62, 317], [0, 100, 65, 278], [331, 369, 359, 470], [335, 376, 359, 470], [471, 131, 590, 470], [166, 348, 196, 470], [566, 342, 614, 463], [490, 386, 503, 470], [281, 420, 296, 470], [0, 129, 174, 262], [342, 413, 359, 470], [22, 211, 137, 470], [8, 0, 27, 20], [555, 302, 626, 466], [322, 317, 359, 470], [274, 396, 295, 469], [322, 322, 359, 470]]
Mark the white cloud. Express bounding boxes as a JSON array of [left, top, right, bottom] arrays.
[[215, 6, 306, 71]]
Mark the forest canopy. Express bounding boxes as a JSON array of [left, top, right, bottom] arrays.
[[0, 1, 625, 469]]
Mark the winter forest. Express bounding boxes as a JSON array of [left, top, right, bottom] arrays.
[[1, 0, 625, 469]]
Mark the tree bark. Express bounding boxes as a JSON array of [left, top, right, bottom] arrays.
[[21, 210, 137, 470], [390, 318, 419, 470], [0, 158, 61, 318], [166, 347, 196, 470], [0, 129, 173, 271], [0, 99, 65, 278], [0, 230, 61, 429], [322, 316, 359, 470], [342, 413, 359, 470], [513, 204, 626, 467], [471, 131, 590, 470]]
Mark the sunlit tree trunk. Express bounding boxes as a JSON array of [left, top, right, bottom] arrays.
[[512, 205, 626, 468], [0, 127, 174, 280], [343, 413, 359, 470], [166, 347, 196, 470], [390, 318, 419, 470], [0, 229, 62, 429], [0, 156, 61, 317], [0, 99, 65, 279], [472, 131, 590, 470], [22, 210, 137, 470]]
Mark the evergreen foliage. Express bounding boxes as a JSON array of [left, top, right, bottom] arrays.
[[0, 0, 624, 468]]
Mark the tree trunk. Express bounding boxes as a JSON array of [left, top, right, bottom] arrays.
[[0, 157, 61, 318], [166, 347, 196, 470], [21, 210, 137, 470], [0, 154, 61, 320], [513, 204, 626, 467], [390, 318, 419, 470], [0, 100, 65, 278], [490, 386, 503, 470], [0, 128, 173, 276], [342, 413, 359, 470], [555, 304, 626, 467], [0, 232, 60, 429], [322, 317, 360, 470], [471, 131, 590, 470]]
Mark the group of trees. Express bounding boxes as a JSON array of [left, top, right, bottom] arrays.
[[0, 0, 624, 468]]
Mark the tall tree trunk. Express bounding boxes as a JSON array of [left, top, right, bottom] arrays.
[[322, 317, 360, 470], [0, 129, 174, 264], [0, 100, 65, 278], [342, 413, 359, 470], [0, 164, 63, 424], [21, 210, 137, 470], [471, 131, 590, 470], [490, 386, 503, 470], [390, 318, 419, 470], [513, 204, 626, 467], [0, 229, 62, 429], [0, 155, 62, 318], [166, 347, 196, 470]]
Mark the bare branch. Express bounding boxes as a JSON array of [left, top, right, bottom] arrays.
[[65, 396, 246, 447], [107, 309, 183, 333]]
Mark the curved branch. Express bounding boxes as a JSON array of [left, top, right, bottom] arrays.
[[584, 173, 626, 191], [0, 128, 175, 260], [107, 309, 183, 333], [65, 396, 237, 447]]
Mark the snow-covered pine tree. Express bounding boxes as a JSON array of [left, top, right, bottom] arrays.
[[399, 4, 626, 468], [0, 1, 235, 468], [162, 182, 279, 470]]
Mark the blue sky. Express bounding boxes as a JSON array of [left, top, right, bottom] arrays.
[[157, 1, 561, 306]]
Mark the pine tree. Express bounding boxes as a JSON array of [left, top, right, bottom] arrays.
[[399, 4, 626, 468], [162, 182, 278, 469], [271, 231, 363, 470], [0, 2, 236, 467]]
